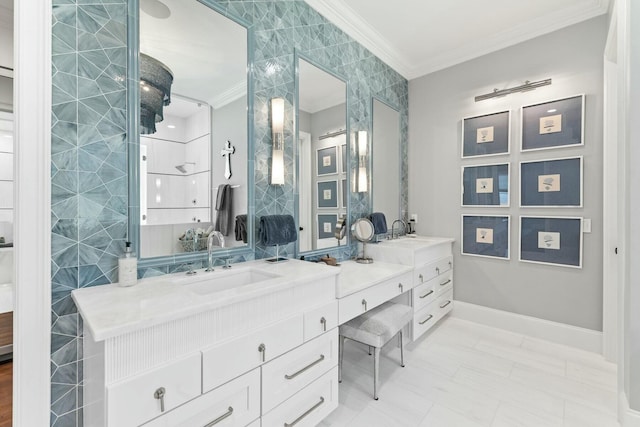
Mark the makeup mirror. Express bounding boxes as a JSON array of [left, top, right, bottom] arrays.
[[351, 218, 374, 264], [296, 56, 348, 254]]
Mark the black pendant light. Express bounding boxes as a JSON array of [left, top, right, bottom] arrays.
[[140, 53, 174, 134]]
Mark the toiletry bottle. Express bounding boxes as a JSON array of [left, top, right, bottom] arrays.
[[118, 241, 138, 287]]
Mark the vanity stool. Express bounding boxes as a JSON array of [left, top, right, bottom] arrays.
[[338, 301, 413, 400]]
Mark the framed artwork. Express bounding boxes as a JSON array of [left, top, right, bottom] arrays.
[[341, 178, 347, 208], [520, 156, 582, 207], [520, 216, 583, 268], [317, 180, 338, 208], [521, 94, 584, 151], [317, 146, 337, 176], [461, 110, 510, 158], [341, 144, 347, 173], [461, 215, 510, 260], [461, 163, 510, 207], [317, 214, 337, 239]]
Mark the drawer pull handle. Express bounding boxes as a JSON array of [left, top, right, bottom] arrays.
[[153, 387, 166, 413], [284, 354, 325, 380], [258, 343, 266, 362], [419, 274, 424, 283], [419, 290, 434, 299], [204, 406, 234, 426], [398, 283, 404, 292], [448, 261, 452, 268], [435, 267, 440, 275], [362, 299, 367, 311], [440, 279, 452, 287], [284, 396, 325, 427], [440, 300, 452, 309], [419, 315, 434, 325], [320, 317, 327, 332]]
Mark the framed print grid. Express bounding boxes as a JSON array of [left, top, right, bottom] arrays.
[[317, 146, 338, 176], [461, 162, 510, 207], [317, 213, 338, 240], [521, 94, 584, 152], [317, 180, 338, 209], [461, 215, 510, 260], [519, 216, 583, 268], [461, 110, 511, 158]]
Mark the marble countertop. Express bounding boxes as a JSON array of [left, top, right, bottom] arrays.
[[72, 259, 339, 342], [336, 260, 413, 298]]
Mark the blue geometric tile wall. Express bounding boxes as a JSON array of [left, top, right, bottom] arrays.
[[50, 1, 408, 425]]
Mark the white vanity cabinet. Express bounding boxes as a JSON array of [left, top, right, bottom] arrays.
[[73, 261, 340, 427], [366, 237, 455, 341]]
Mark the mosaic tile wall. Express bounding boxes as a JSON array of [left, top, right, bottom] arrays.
[[49, 1, 408, 425]]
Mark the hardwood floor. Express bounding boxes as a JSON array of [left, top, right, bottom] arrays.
[[321, 316, 619, 427], [0, 360, 11, 427]]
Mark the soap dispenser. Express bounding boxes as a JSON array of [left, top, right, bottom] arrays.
[[118, 241, 138, 287]]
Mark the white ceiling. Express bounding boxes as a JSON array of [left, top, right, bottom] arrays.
[[305, 0, 610, 80], [299, 59, 346, 114], [140, 0, 246, 109]]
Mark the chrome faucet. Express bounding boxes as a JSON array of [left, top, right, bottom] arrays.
[[391, 219, 406, 239], [223, 258, 232, 269], [205, 231, 225, 272]]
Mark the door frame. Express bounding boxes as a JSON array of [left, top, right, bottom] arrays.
[[13, 0, 52, 425]]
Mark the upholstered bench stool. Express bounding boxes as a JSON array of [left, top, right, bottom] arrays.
[[338, 301, 413, 400]]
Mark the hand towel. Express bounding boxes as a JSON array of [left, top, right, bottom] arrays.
[[235, 214, 248, 243], [368, 212, 388, 235], [214, 184, 233, 236], [259, 215, 297, 246]]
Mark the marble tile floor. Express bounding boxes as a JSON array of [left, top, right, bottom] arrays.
[[320, 316, 619, 427]]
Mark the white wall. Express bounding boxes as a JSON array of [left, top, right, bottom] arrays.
[[409, 16, 607, 331]]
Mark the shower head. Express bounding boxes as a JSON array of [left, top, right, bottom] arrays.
[[175, 162, 195, 173]]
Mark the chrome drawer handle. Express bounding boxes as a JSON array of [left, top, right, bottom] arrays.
[[398, 283, 404, 293], [440, 300, 452, 309], [419, 315, 434, 325], [436, 267, 440, 275], [320, 316, 327, 332], [362, 299, 367, 311], [419, 274, 424, 283], [440, 279, 452, 287], [284, 396, 325, 426], [419, 290, 434, 299], [284, 355, 325, 380], [258, 343, 266, 362], [204, 406, 234, 426], [154, 387, 166, 412]]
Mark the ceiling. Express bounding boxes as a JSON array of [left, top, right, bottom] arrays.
[[299, 59, 346, 114], [305, 0, 610, 80]]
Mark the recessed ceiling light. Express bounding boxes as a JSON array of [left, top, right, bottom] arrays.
[[547, 109, 557, 113], [167, 125, 176, 129], [141, 0, 171, 19]]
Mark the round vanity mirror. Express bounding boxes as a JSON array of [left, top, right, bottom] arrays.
[[351, 218, 374, 264]]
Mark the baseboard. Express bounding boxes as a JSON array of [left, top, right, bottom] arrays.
[[620, 392, 640, 427], [452, 300, 603, 354]]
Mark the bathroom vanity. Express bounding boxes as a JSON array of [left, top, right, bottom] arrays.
[[73, 260, 340, 427]]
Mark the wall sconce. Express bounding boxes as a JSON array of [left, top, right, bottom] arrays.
[[270, 97, 285, 185], [356, 130, 368, 193]]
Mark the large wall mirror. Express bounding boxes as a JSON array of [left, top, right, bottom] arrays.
[[371, 98, 401, 229], [130, 0, 251, 262], [296, 56, 348, 253]]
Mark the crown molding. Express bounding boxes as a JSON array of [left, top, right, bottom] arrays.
[[305, 0, 609, 81], [209, 80, 246, 110], [304, 0, 412, 79]]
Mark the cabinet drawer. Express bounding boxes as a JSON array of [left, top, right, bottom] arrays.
[[262, 366, 339, 427], [142, 368, 260, 427], [202, 314, 303, 393], [262, 329, 338, 413], [435, 271, 453, 296], [304, 301, 338, 342], [413, 272, 451, 312], [436, 289, 454, 318], [415, 255, 453, 284], [107, 353, 201, 427], [412, 299, 440, 340], [338, 271, 412, 324]]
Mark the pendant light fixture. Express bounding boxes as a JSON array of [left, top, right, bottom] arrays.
[[140, 53, 174, 134]]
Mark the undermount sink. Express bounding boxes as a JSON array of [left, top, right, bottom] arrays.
[[178, 268, 280, 295]]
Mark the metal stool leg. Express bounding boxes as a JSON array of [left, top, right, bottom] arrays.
[[339, 335, 345, 383], [373, 346, 380, 400], [399, 331, 405, 367]]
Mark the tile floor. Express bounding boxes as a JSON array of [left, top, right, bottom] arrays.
[[320, 316, 619, 427]]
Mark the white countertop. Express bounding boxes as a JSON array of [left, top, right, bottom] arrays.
[[336, 260, 413, 298], [72, 259, 339, 342]]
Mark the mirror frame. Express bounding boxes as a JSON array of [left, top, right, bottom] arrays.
[[293, 50, 350, 258], [127, 0, 255, 268], [370, 95, 403, 224]]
